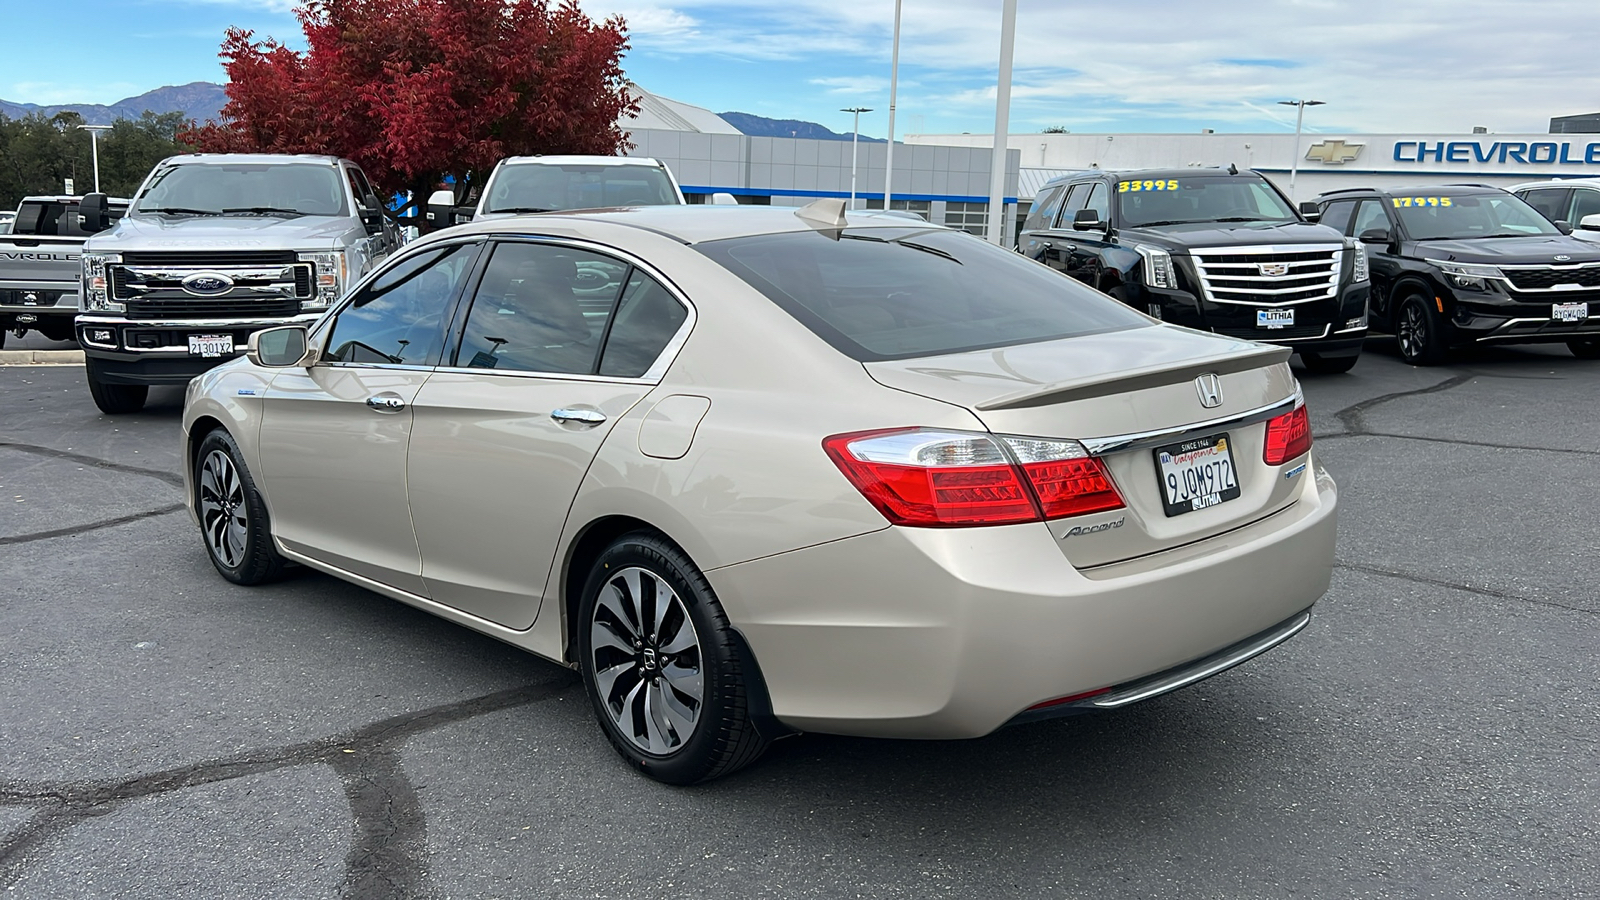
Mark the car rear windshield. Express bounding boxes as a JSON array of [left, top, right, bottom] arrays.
[[1389, 192, 1559, 240], [695, 226, 1151, 361], [483, 164, 679, 213], [1118, 176, 1297, 227], [134, 163, 348, 217]]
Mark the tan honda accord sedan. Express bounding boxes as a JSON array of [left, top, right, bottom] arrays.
[[182, 202, 1337, 784]]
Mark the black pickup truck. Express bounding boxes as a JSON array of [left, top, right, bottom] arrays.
[[1311, 184, 1600, 364], [1019, 167, 1371, 373]]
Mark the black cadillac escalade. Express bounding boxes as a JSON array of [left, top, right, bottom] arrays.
[[1019, 167, 1371, 373]]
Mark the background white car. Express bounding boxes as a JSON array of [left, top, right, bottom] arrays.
[[1512, 178, 1600, 242]]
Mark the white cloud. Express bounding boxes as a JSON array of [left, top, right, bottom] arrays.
[[809, 75, 891, 95]]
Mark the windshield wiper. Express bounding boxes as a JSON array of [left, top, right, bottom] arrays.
[[488, 206, 553, 214], [143, 207, 220, 216], [1131, 219, 1193, 227], [222, 206, 306, 216], [1211, 216, 1278, 223]]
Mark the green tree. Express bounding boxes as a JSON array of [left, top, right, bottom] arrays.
[[0, 110, 189, 210]]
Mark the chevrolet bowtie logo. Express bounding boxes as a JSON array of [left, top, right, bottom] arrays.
[[1304, 139, 1364, 165]]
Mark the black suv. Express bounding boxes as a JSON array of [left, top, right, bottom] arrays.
[[1018, 167, 1371, 373], [1312, 185, 1600, 365]]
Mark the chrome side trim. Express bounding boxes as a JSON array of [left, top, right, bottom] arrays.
[[1091, 610, 1311, 708], [1475, 314, 1600, 341], [1079, 389, 1301, 456]]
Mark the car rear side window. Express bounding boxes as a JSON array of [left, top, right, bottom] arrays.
[[696, 226, 1150, 362], [598, 271, 688, 378], [1520, 188, 1571, 223], [1319, 200, 1356, 235]]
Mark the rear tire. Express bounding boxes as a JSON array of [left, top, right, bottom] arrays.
[[194, 429, 285, 585], [1568, 338, 1600, 360], [1394, 293, 1449, 366], [86, 361, 148, 414], [1298, 351, 1359, 374], [578, 533, 769, 784]]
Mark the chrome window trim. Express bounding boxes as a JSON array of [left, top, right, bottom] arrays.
[[1079, 389, 1301, 456]]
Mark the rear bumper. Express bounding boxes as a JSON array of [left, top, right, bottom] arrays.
[[706, 461, 1338, 739]]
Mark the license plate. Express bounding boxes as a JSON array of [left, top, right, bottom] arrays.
[[188, 334, 234, 358], [1553, 301, 1589, 323], [1257, 308, 1294, 329], [1154, 433, 1241, 517]]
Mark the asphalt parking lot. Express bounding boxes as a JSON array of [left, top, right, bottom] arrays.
[[2, 338, 1597, 899]]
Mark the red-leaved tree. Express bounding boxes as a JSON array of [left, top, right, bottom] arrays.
[[183, 0, 638, 220]]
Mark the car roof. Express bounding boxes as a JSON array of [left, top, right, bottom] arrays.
[[1315, 184, 1510, 201], [1507, 177, 1600, 190], [1040, 167, 1260, 190], [164, 153, 348, 167], [432, 205, 942, 246], [498, 155, 667, 167], [20, 195, 132, 204]]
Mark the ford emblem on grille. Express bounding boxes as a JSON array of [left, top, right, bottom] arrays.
[[1194, 373, 1224, 409], [181, 272, 234, 296], [1258, 262, 1290, 277], [1554, 255, 1571, 262]]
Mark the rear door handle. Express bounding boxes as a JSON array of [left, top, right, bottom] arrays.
[[551, 407, 606, 426], [366, 394, 406, 412]]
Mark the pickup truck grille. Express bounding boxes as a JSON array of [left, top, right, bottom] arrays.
[[1501, 264, 1600, 291], [124, 298, 301, 319], [1190, 245, 1342, 307], [120, 250, 298, 267], [109, 263, 314, 302]]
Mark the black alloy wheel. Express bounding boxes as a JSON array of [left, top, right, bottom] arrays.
[[577, 532, 769, 785], [1395, 294, 1449, 366], [1298, 351, 1360, 374], [85, 359, 148, 415], [194, 428, 286, 585], [1568, 338, 1600, 360]]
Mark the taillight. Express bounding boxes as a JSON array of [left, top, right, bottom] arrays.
[[1263, 402, 1312, 465], [823, 428, 1125, 528]]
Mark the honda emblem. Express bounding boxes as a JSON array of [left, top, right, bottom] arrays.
[[1194, 373, 1224, 409]]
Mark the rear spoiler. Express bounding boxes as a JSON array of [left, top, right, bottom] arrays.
[[975, 344, 1292, 411]]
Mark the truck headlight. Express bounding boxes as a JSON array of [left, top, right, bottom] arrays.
[[298, 250, 348, 309], [80, 252, 124, 312], [1134, 244, 1175, 290], [1346, 240, 1370, 284], [1428, 260, 1500, 292]]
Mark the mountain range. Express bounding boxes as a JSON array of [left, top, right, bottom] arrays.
[[0, 82, 228, 125], [717, 112, 885, 143]]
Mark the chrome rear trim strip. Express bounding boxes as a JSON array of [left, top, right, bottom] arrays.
[[1091, 610, 1312, 708], [1079, 390, 1300, 456]]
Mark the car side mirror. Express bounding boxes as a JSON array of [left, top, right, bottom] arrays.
[[77, 192, 112, 233], [359, 207, 385, 235], [1299, 201, 1322, 222], [425, 189, 464, 230], [247, 326, 315, 368], [1072, 208, 1104, 231], [1554, 219, 1574, 235], [710, 192, 739, 205], [1358, 227, 1391, 245], [1580, 214, 1600, 233]]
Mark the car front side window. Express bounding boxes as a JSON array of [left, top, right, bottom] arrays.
[[321, 242, 479, 366]]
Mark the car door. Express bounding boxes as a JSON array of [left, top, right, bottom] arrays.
[[1065, 181, 1113, 288], [1041, 182, 1090, 278], [1019, 183, 1066, 260], [345, 164, 395, 272], [259, 240, 482, 594], [1348, 199, 1402, 324], [406, 239, 692, 629]]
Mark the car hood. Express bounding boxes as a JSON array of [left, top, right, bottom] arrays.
[[1121, 220, 1341, 251], [86, 214, 356, 253], [1405, 234, 1600, 265]]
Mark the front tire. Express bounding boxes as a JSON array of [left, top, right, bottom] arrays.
[[195, 429, 285, 585], [1298, 350, 1360, 374], [1568, 338, 1600, 360], [86, 360, 148, 414], [1395, 294, 1449, 366], [578, 533, 769, 784]]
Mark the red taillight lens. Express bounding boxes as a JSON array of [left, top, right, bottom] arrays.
[[823, 428, 1125, 528], [1263, 403, 1312, 465]]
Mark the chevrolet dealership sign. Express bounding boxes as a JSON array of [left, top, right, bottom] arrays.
[[1390, 138, 1600, 165]]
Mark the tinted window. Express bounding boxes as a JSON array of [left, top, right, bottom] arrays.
[[598, 271, 689, 377], [1117, 176, 1295, 227], [1519, 188, 1571, 223], [323, 243, 477, 365], [135, 162, 348, 217], [455, 242, 628, 374], [1060, 183, 1091, 220], [696, 227, 1150, 362], [1390, 193, 1557, 240], [483, 164, 678, 213], [1319, 200, 1356, 235], [1350, 200, 1390, 238], [1024, 184, 1066, 232], [1083, 182, 1109, 223], [1572, 188, 1600, 225]]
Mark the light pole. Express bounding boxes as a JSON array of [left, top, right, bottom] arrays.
[[1277, 100, 1324, 200], [985, 0, 1018, 246], [842, 107, 873, 209], [883, 0, 903, 212], [78, 124, 113, 193]]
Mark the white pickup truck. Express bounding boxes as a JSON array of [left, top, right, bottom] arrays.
[[426, 156, 686, 228], [0, 195, 129, 348]]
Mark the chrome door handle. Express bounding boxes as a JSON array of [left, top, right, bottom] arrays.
[[1041, 240, 1052, 249], [551, 407, 606, 426], [366, 394, 406, 412]]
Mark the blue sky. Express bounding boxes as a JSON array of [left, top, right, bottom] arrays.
[[5, 0, 1599, 138]]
